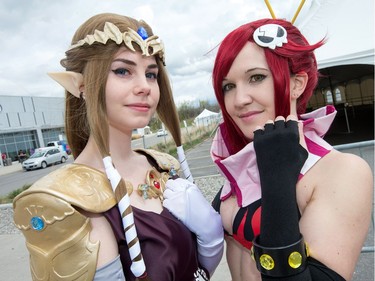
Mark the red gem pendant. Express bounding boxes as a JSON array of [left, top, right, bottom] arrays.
[[153, 181, 160, 189]]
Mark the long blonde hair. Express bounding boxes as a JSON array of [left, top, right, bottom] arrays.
[[61, 13, 181, 159]]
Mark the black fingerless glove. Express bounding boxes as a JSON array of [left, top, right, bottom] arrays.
[[254, 120, 308, 246], [253, 120, 309, 280]]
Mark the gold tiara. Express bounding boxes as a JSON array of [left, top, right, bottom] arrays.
[[68, 22, 165, 64]]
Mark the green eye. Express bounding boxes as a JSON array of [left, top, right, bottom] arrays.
[[222, 83, 235, 93], [250, 74, 266, 82]]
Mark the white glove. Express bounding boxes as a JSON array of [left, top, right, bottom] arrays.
[[163, 178, 224, 276]]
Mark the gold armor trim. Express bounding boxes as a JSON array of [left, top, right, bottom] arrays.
[[132, 149, 181, 200], [13, 150, 177, 280], [14, 192, 99, 280], [135, 148, 181, 172], [14, 164, 116, 213], [13, 164, 115, 281], [125, 167, 170, 200]]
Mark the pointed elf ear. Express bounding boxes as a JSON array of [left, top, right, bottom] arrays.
[[48, 71, 84, 98]]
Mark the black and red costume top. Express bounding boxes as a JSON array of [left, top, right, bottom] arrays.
[[211, 106, 336, 249]]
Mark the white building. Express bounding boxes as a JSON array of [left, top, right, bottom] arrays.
[[0, 95, 65, 161]]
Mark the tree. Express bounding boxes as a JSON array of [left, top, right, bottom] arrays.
[[149, 115, 161, 131], [178, 101, 200, 122], [151, 99, 220, 129]]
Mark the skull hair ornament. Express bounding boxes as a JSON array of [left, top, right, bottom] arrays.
[[253, 24, 288, 49]]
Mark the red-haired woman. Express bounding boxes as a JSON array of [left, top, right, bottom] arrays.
[[211, 18, 373, 281]]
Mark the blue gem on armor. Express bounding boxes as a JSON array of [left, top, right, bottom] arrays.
[[31, 216, 45, 231], [137, 26, 149, 40]]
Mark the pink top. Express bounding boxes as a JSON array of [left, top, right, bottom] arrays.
[[211, 106, 337, 207]]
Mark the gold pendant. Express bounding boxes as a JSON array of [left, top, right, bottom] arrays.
[[125, 167, 169, 200]]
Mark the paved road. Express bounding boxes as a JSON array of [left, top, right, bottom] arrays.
[[183, 138, 220, 179], [0, 136, 218, 197], [0, 157, 74, 196]]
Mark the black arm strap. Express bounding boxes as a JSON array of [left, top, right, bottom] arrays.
[[259, 257, 346, 281], [251, 235, 308, 277]]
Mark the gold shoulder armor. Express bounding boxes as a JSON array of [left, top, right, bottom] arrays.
[[135, 148, 180, 172], [12, 164, 117, 280], [13, 192, 98, 280], [15, 164, 116, 213]]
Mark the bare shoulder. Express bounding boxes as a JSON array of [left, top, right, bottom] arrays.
[[309, 148, 374, 212], [323, 149, 373, 185], [300, 149, 373, 279], [330, 148, 371, 166], [320, 150, 374, 200], [312, 148, 373, 228]]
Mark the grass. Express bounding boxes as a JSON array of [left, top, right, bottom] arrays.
[[154, 129, 212, 158], [0, 125, 217, 204], [0, 184, 31, 204]]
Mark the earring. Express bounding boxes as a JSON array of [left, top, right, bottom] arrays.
[[80, 92, 86, 100]]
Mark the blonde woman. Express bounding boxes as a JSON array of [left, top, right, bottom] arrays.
[[13, 13, 223, 281]]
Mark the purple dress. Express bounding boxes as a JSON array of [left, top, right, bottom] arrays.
[[104, 204, 208, 280]]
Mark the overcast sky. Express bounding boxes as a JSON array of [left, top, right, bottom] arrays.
[[0, 0, 348, 106]]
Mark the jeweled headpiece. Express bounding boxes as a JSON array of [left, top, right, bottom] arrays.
[[68, 22, 165, 64]]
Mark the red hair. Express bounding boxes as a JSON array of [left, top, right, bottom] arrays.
[[213, 18, 324, 154]]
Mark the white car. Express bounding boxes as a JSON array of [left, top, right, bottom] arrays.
[[22, 147, 68, 171], [156, 129, 168, 137]]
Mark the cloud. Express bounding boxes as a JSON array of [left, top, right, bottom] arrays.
[[0, 0, 310, 105]]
